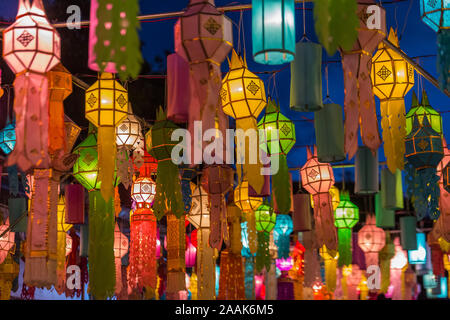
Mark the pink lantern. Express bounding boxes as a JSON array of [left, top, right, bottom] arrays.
[[390, 237, 408, 300], [0, 219, 15, 264], [276, 257, 294, 272], [255, 275, 265, 300], [357, 214, 386, 266], [185, 236, 197, 268], [114, 223, 129, 296]]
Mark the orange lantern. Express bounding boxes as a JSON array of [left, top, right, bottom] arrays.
[[300, 146, 337, 250]]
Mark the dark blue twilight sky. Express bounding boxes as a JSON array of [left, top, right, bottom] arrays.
[[1, 0, 449, 184]]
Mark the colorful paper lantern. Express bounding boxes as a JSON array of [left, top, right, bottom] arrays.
[[406, 90, 443, 136], [0, 121, 16, 155], [252, 0, 295, 65], [354, 146, 379, 195], [400, 216, 417, 250], [314, 104, 345, 162], [116, 104, 141, 149], [55, 196, 72, 294], [300, 146, 337, 250], [380, 168, 404, 210], [357, 214, 386, 266], [221, 49, 266, 193], [292, 193, 312, 232], [255, 203, 276, 272], [185, 236, 197, 269], [274, 214, 293, 259], [133, 149, 158, 178], [334, 191, 359, 267], [420, 0, 450, 91], [146, 107, 184, 220], [390, 237, 408, 300], [131, 177, 156, 207], [166, 53, 192, 123], [0, 219, 15, 265], [290, 41, 322, 112], [113, 223, 129, 296], [319, 245, 339, 293], [408, 232, 427, 265], [375, 193, 395, 229]]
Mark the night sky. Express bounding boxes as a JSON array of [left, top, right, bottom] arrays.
[[1, 0, 449, 184]]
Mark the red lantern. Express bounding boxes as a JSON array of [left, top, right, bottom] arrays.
[[300, 146, 337, 250], [357, 214, 386, 267], [132, 149, 158, 178]]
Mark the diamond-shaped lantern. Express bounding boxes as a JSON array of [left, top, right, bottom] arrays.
[[255, 204, 276, 234], [116, 104, 141, 149], [131, 177, 157, 208], [188, 184, 210, 229]]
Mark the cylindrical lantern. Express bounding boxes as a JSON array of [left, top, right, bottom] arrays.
[[290, 41, 322, 112], [354, 146, 379, 194], [357, 215, 385, 267], [400, 216, 417, 250], [252, 0, 295, 65], [375, 193, 395, 229], [314, 104, 345, 162], [65, 184, 85, 224], [381, 168, 404, 210], [292, 193, 312, 232]]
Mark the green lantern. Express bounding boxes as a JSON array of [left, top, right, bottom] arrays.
[[380, 168, 403, 210], [255, 203, 276, 273], [145, 107, 183, 220], [375, 193, 395, 229], [406, 90, 443, 136], [400, 216, 417, 251], [355, 146, 379, 195], [314, 103, 345, 162], [252, 0, 296, 65], [334, 191, 359, 267], [257, 99, 295, 215]]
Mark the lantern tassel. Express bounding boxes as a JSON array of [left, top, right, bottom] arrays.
[[116, 146, 132, 189], [166, 213, 186, 299], [153, 160, 184, 220], [312, 193, 338, 251], [380, 99, 406, 173], [272, 154, 291, 215], [256, 232, 271, 273], [437, 29, 450, 92], [337, 228, 352, 267], [209, 194, 228, 250], [98, 127, 116, 201], [324, 257, 338, 293], [246, 211, 258, 255], [88, 190, 116, 300], [197, 228, 215, 300], [218, 249, 246, 300]]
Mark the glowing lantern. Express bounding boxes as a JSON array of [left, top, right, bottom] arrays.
[[274, 214, 293, 259], [354, 146, 379, 194], [252, 0, 295, 65], [340, 1, 386, 160], [55, 196, 72, 294], [334, 191, 359, 267], [420, 0, 450, 91], [185, 237, 197, 268], [0, 121, 16, 155], [116, 104, 141, 148], [131, 177, 156, 207], [276, 257, 293, 272], [277, 256, 294, 300], [390, 237, 408, 300], [113, 223, 128, 296], [255, 203, 276, 272], [406, 90, 443, 136], [371, 28, 415, 173], [133, 150, 158, 178], [146, 107, 184, 220], [314, 104, 345, 162], [358, 215, 385, 266], [408, 232, 427, 265], [0, 219, 15, 265], [85, 72, 128, 201], [300, 146, 337, 250], [188, 184, 215, 300], [258, 99, 296, 214], [221, 49, 267, 193], [405, 114, 443, 220], [319, 245, 339, 293]]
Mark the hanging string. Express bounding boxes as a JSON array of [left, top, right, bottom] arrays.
[[323, 63, 333, 104], [273, 72, 279, 103], [399, 0, 413, 41], [300, 0, 309, 42], [342, 167, 346, 191], [237, 9, 243, 54], [241, 9, 247, 58], [6, 86, 11, 123]]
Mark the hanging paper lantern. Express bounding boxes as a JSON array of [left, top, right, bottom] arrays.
[[319, 245, 339, 293], [55, 196, 72, 294], [85, 72, 128, 201], [188, 184, 215, 300], [400, 216, 417, 250], [390, 237, 408, 300], [405, 114, 443, 220], [88, 0, 142, 80], [375, 193, 395, 229], [221, 49, 267, 193], [274, 214, 293, 259], [277, 256, 294, 300], [371, 28, 415, 173], [116, 104, 141, 149], [406, 90, 443, 136], [340, 1, 386, 159], [201, 165, 234, 250], [379, 232, 395, 294], [314, 104, 345, 162], [113, 223, 128, 296], [408, 232, 427, 265], [258, 98, 296, 214], [300, 146, 337, 250], [380, 168, 404, 210], [354, 146, 379, 195], [0, 219, 15, 265], [252, 0, 295, 65], [0, 253, 19, 301], [255, 203, 276, 272], [358, 215, 385, 267], [292, 193, 312, 232], [420, 0, 450, 91], [185, 237, 197, 269], [146, 107, 184, 220], [131, 177, 156, 206], [334, 191, 359, 267], [0, 121, 16, 155]]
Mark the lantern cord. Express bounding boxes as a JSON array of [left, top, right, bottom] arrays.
[[342, 167, 345, 191], [398, 0, 413, 41], [237, 10, 243, 54], [5, 85, 11, 123], [300, 0, 309, 41], [323, 63, 333, 104]]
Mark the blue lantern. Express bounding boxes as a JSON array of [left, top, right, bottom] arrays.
[[252, 0, 296, 65], [274, 214, 293, 259], [0, 121, 16, 155], [408, 232, 427, 265], [405, 113, 443, 220], [420, 1, 450, 91]]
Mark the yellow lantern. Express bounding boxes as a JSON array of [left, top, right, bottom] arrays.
[[86, 72, 128, 201], [55, 195, 72, 294], [319, 245, 339, 293], [371, 28, 415, 173]]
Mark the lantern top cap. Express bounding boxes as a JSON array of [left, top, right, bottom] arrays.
[[100, 72, 115, 80], [29, 0, 45, 16], [387, 28, 399, 46], [228, 49, 247, 70]]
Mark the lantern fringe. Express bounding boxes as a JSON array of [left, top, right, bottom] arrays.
[[337, 228, 352, 267], [218, 249, 246, 300], [116, 146, 132, 189], [437, 30, 450, 93], [196, 228, 215, 300], [380, 99, 406, 173], [275, 233, 290, 260], [88, 190, 116, 300], [272, 154, 291, 215], [98, 127, 117, 202], [244, 257, 255, 300], [256, 232, 271, 273], [246, 211, 258, 255], [153, 160, 184, 220]]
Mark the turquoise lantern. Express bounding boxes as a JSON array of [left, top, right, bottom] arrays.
[[241, 221, 255, 299], [273, 214, 293, 259], [408, 232, 427, 265], [0, 121, 16, 155], [252, 0, 296, 65], [420, 0, 450, 91]]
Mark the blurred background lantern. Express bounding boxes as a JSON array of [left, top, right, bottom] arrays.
[[290, 41, 322, 112], [252, 0, 295, 65], [400, 216, 417, 251], [334, 191, 359, 267], [241, 221, 256, 299], [354, 146, 379, 194], [221, 49, 266, 193], [258, 99, 296, 214], [420, 0, 450, 91], [408, 232, 427, 265], [405, 114, 443, 220], [346, 265, 362, 300], [0, 121, 16, 155], [371, 28, 415, 173], [255, 203, 276, 272], [129, 177, 157, 292], [64, 184, 85, 225], [0, 252, 19, 300], [55, 196, 72, 294], [185, 236, 197, 269], [114, 223, 129, 296], [146, 107, 184, 220], [276, 256, 294, 300], [85, 72, 128, 201], [274, 214, 293, 259], [314, 104, 345, 162], [358, 214, 386, 266], [292, 193, 312, 232], [64, 115, 82, 153], [380, 168, 404, 210], [375, 193, 395, 229], [300, 146, 337, 250], [319, 245, 339, 293], [0, 219, 15, 265], [406, 90, 443, 136], [379, 233, 395, 294], [180, 166, 197, 215], [390, 237, 408, 300]]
